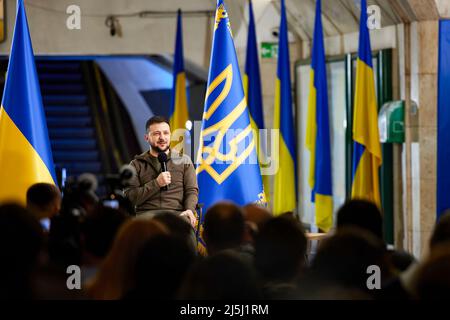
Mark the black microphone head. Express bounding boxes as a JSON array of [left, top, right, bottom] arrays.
[[157, 152, 168, 164]]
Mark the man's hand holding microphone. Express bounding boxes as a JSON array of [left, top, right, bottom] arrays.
[[156, 171, 171, 188]]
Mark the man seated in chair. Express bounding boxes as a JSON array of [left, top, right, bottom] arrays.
[[124, 116, 198, 228]]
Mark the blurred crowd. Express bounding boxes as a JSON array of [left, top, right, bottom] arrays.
[[1, 180, 450, 300]]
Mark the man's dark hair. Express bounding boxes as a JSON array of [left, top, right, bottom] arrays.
[[203, 202, 245, 254], [145, 116, 170, 132], [336, 199, 383, 240], [178, 251, 261, 300], [310, 227, 387, 291], [26, 183, 60, 210], [254, 214, 307, 282], [153, 212, 197, 254]]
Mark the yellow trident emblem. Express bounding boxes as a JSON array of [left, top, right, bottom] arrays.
[[214, 3, 232, 36], [196, 64, 256, 185]]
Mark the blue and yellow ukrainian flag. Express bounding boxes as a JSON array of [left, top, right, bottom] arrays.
[[196, 0, 265, 213], [306, 0, 333, 232], [169, 9, 189, 151], [351, 0, 382, 206], [273, 0, 297, 215], [0, 0, 57, 204], [243, 0, 270, 203]]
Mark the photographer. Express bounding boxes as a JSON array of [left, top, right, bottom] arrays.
[[48, 174, 98, 266]]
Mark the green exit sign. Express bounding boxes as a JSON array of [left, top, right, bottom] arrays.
[[261, 42, 278, 59]]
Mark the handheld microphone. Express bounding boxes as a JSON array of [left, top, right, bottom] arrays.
[[157, 152, 169, 191]]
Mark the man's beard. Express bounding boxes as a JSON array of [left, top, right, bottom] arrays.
[[150, 142, 169, 154]]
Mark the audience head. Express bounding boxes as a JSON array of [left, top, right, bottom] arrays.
[[87, 217, 168, 299], [153, 211, 197, 254], [310, 227, 388, 292], [203, 202, 245, 255], [81, 205, 129, 260], [178, 251, 261, 300], [242, 204, 272, 243], [128, 234, 196, 299], [337, 199, 383, 240], [0, 203, 44, 299], [415, 245, 450, 299], [26, 183, 61, 220], [430, 210, 450, 251], [254, 214, 307, 283]]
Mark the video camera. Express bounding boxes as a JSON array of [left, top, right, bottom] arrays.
[[61, 173, 99, 219], [103, 164, 136, 215]]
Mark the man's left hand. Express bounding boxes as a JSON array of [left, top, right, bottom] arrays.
[[180, 210, 198, 228]]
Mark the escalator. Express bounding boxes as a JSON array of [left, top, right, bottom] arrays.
[[38, 61, 103, 179], [36, 59, 141, 198], [0, 57, 176, 200]]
